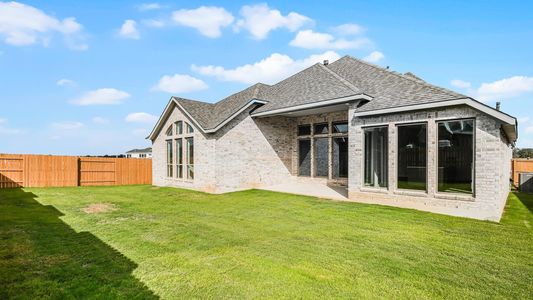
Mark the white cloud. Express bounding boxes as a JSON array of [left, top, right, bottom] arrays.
[[138, 3, 161, 11], [70, 88, 130, 105], [125, 112, 158, 123], [234, 4, 311, 40], [334, 23, 364, 36], [92, 116, 109, 124], [0, 1, 86, 49], [450, 79, 472, 89], [51, 121, 84, 130], [290, 30, 370, 50], [192, 51, 341, 85], [172, 6, 234, 38], [56, 78, 76, 86], [0, 117, 6, 124], [526, 125, 533, 134], [363, 51, 385, 63], [476, 76, 533, 101], [119, 20, 140, 39], [152, 74, 208, 93]]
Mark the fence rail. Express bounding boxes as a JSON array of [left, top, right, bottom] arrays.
[[512, 158, 533, 187], [0, 154, 151, 188]]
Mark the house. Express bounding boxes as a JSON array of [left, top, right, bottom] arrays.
[[124, 147, 152, 158], [148, 56, 517, 221]]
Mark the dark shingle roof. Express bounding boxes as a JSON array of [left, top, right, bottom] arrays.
[[175, 83, 270, 130], [254, 63, 360, 113], [167, 55, 471, 133], [326, 56, 467, 112]]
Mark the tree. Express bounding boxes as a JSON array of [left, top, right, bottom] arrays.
[[513, 148, 533, 158]]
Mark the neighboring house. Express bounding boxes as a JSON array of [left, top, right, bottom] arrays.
[[125, 147, 152, 158], [148, 56, 517, 221]]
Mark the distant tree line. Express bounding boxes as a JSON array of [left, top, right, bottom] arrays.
[[513, 148, 533, 158]]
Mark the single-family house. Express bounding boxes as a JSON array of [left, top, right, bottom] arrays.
[[148, 56, 517, 221], [125, 147, 152, 158]]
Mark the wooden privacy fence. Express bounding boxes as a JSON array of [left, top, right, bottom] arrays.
[[0, 154, 151, 188], [512, 158, 533, 187]]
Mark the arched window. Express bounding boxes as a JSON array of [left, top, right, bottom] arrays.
[[166, 120, 194, 180], [186, 123, 194, 133], [165, 125, 173, 136], [175, 121, 183, 135]]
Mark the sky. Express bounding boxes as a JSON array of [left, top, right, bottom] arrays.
[[0, 0, 532, 155]]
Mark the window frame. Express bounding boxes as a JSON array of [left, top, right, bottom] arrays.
[[313, 122, 329, 136], [362, 125, 389, 188], [435, 118, 476, 195], [175, 138, 183, 179], [185, 137, 194, 180], [166, 139, 173, 178], [175, 121, 183, 135], [395, 122, 428, 192]]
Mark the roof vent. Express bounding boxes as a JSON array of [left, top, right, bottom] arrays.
[[496, 101, 501, 111], [323, 60, 329, 66]]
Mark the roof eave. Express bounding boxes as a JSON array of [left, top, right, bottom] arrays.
[[353, 97, 517, 142], [251, 94, 372, 118]]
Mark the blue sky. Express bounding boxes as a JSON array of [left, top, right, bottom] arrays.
[[0, 0, 532, 155]]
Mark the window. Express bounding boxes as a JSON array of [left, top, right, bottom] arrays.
[[333, 137, 348, 178], [176, 138, 183, 178], [186, 123, 194, 133], [314, 137, 328, 177], [165, 125, 173, 136], [397, 124, 427, 190], [186, 137, 194, 179], [314, 123, 328, 135], [298, 124, 311, 136], [166, 140, 173, 177], [437, 119, 474, 194], [333, 121, 348, 134], [175, 121, 183, 135], [364, 127, 388, 187], [298, 139, 311, 176]]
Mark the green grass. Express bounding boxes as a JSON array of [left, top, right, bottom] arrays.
[[1, 185, 532, 299]]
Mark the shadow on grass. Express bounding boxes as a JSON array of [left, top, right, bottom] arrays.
[[0, 188, 158, 299], [514, 191, 533, 214]]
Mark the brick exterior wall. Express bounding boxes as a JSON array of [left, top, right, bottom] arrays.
[[153, 103, 512, 221], [153, 104, 294, 193], [348, 104, 512, 221]]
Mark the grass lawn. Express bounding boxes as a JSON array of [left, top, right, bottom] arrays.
[[1, 185, 532, 299]]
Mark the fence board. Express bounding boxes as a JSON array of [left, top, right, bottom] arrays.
[[512, 159, 533, 186], [0, 154, 151, 188]]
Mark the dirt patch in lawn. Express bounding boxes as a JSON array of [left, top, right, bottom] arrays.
[[83, 203, 117, 214]]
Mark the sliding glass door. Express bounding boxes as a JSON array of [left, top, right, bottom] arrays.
[[364, 127, 388, 187]]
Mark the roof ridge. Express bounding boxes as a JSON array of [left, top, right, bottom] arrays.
[[318, 63, 361, 93], [173, 96, 214, 106], [343, 55, 465, 98]]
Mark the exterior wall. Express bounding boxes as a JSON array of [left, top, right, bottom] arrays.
[[153, 104, 294, 193], [348, 105, 512, 221], [152, 104, 216, 192], [209, 107, 295, 192], [291, 111, 349, 184]]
